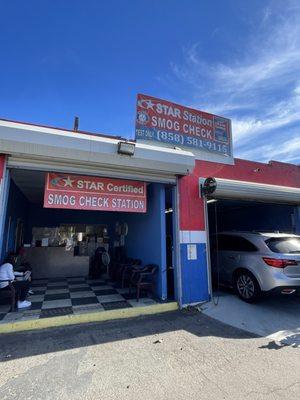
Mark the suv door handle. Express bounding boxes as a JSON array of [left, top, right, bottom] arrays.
[[228, 255, 236, 260]]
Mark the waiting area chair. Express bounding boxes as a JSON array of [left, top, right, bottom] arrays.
[[129, 264, 158, 301]]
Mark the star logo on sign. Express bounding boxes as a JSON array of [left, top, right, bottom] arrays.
[[144, 100, 155, 110], [63, 176, 74, 187], [138, 99, 155, 110]]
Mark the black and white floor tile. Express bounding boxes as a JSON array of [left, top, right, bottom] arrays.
[[0, 276, 157, 323]]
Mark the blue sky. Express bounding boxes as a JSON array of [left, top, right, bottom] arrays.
[[0, 0, 299, 163]]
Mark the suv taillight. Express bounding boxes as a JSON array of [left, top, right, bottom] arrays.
[[262, 257, 297, 268]]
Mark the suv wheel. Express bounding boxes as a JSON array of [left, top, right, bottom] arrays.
[[234, 270, 261, 303]]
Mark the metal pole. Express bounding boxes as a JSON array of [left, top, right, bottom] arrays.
[[203, 196, 213, 300]]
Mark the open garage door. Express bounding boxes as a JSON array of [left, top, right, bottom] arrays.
[[202, 177, 300, 204], [202, 177, 300, 303]]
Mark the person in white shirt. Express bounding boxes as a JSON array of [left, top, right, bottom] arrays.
[[0, 258, 31, 309], [7, 253, 33, 294]]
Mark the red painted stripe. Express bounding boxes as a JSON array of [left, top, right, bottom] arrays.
[[179, 158, 300, 230], [0, 154, 5, 180]]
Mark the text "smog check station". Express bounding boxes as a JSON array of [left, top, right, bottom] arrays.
[[44, 173, 147, 213]]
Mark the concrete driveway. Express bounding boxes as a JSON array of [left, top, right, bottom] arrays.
[[0, 310, 299, 400], [202, 289, 300, 347]]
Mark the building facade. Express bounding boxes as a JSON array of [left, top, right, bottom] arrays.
[[1, 118, 300, 310]]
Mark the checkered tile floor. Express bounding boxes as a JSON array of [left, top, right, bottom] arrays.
[[0, 276, 158, 323]]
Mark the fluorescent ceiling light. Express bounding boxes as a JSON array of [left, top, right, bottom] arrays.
[[206, 199, 218, 204]]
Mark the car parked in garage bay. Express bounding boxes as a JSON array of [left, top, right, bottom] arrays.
[[210, 232, 300, 302]]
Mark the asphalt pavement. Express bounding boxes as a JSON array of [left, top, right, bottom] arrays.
[[202, 289, 300, 345], [0, 310, 299, 400]]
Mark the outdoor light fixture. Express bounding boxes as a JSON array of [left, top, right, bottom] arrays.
[[117, 141, 135, 156]]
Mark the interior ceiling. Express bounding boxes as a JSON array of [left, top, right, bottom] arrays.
[[209, 198, 293, 211], [216, 199, 264, 209], [10, 169, 45, 204]]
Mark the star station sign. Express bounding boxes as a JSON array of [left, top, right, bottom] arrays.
[[135, 93, 233, 159], [44, 172, 147, 213]]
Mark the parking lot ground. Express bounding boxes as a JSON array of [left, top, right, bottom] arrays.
[[0, 309, 299, 400], [202, 289, 300, 346]]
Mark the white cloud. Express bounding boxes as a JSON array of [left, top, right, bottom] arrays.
[[168, 1, 300, 163], [238, 134, 300, 163], [232, 91, 300, 143]]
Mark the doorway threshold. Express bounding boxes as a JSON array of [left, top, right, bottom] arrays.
[[0, 301, 178, 334]]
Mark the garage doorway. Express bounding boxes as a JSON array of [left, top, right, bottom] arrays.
[[207, 198, 299, 300], [0, 168, 177, 323], [208, 199, 296, 234]]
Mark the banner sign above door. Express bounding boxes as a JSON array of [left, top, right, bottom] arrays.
[[44, 173, 147, 213], [135, 94, 232, 158]]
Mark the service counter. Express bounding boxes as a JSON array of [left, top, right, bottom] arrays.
[[23, 247, 90, 279]]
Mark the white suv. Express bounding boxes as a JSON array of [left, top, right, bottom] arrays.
[[210, 232, 300, 302]]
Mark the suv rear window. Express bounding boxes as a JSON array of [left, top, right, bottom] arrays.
[[266, 237, 300, 254], [216, 234, 257, 252]]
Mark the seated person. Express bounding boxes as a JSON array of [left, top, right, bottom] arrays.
[[0, 257, 31, 309], [7, 253, 34, 295], [8, 251, 32, 274]]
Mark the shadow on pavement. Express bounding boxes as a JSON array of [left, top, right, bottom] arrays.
[[259, 332, 300, 350], [0, 310, 257, 362]]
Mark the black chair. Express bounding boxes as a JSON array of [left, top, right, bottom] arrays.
[[0, 280, 16, 312], [129, 264, 158, 301], [121, 259, 142, 288], [109, 258, 131, 282]]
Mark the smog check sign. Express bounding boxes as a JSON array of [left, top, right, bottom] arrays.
[[44, 173, 147, 213], [135, 94, 232, 157]]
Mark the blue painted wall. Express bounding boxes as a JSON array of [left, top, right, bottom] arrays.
[[180, 242, 209, 305], [2, 179, 29, 258], [126, 184, 167, 299], [0, 169, 10, 261]]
